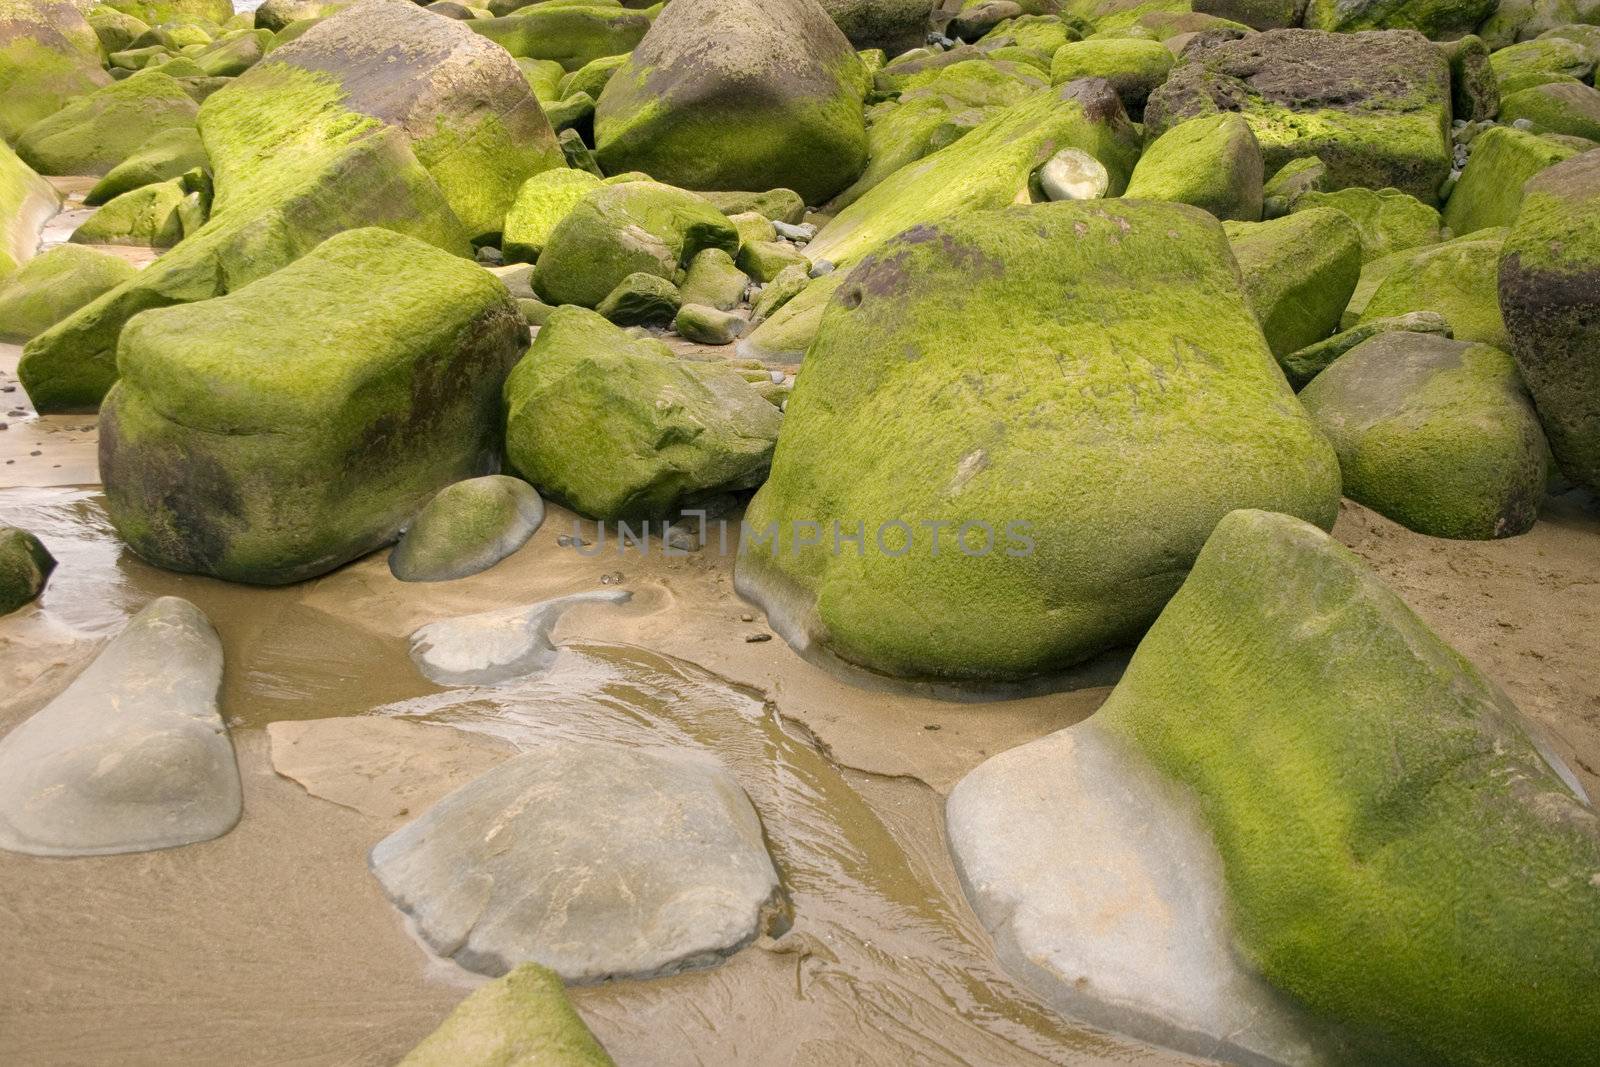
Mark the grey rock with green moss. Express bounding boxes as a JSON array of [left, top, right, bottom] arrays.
[[596, 271, 681, 326], [1301, 333, 1548, 538], [253, 0, 342, 31], [1192, 0, 1305, 29], [399, 963, 614, 1067], [112, 0, 232, 22], [736, 269, 846, 362], [1499, 80, 1600, 141], [0, 245, 137, 342], [1260, 155, 1327, 217], [1291, 185, 1440, 263], [370, 741, 781, 980], [1125, 113, 1264, 222], [1281, 310, 1451, 389], [675, 303, 747, 345], [85, 125, 209, 207], [738, 239, 809, 283], [15, 67, 199, 177], [0, 0, 113, 143], [71, 176, 190, 248], [557, 52, 626, 102], [469, 4, 651, 71], [99, 228, 527, 585], [87, 4, 151, 56], [954, 507, 1599, 1064], [532, 181, 738, 309], [701, 188, 808, 224], [1439, 34, 1498, 122], [678, 247, 749, 311], [751, 263, 811, 324], [501, 168, 601, 263], [0, 596, 240, 857], [389, 475, 544, 583], [0, 139, 59, 282], [1048, 39, 1172, 120], [1303, 0, 1494, 38], [737, 201, 1340, 683], [1357, 227, 1507, 347], [594, 0, 870, 204], [504, 306, 781, 520], [1499, 149, 1600, 493], [1145, 29, 1453, 203], [1491, 36, 1593, 93], [0, 525, 55, 616], [1442, 124, 1576, 235], [1224, 207, 1361, 359], [818, 0, 936, 54]]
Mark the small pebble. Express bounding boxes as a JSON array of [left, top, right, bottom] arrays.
[[475, 245, 504, 265], [600, 570, 625, 585], [924, 724, 941, 731], [744, 633, 772, 643], [739, 613, 754, 622], [809, 260, 835, 278]]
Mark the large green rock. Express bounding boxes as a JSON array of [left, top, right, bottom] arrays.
[[1291, 185, 1440, 263], [0, 0, 113, 144], [1442, 124, 1578, 235], [594, 0, 870, 205], [98, 228, 527, 585], [503, 305, 782, 520], [819, 0, 936, 54], [500, 166, 601, 262], [86, 4, 151, 56], [15, 68, 200, 177], [1087, 507, 1600, 1064], [1490, 35, 1593, 93], [1498, 148, 1600, 492], [531, 180, 738, 308], [1224, 207, 1362, 359], [470, 4, 651, 71], [1145, 29, 1453, 203], [737, 201, 1340, 683], [1357, 227, 1508, 347], [1300, 333, 1548, 538], [0, 137, 58, 281], [1499, 80, 1600, 140], [191, 26, 269, 76], [399, 963, 614, 1067], [807, 78, 1141, 268], [18, 1, 485, 413], [255, 0, 563, 241], [0, 244, 137, 341], [0, 525, 55, 616], [1303, 0, 1495, 38], [84, 125, 208, 206], [109, 0, 232, 24], [1048, 38, 1172, 121], [1124, 113, 1264, 222]]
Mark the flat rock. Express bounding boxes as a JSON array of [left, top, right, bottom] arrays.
[[369, 741, 781, 980], [0, 596, 240, 857], [409, 589, 632, 686]]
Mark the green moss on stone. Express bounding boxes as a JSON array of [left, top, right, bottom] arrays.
[[501, 168, 602, 263], [1442, 124, 1577, 235], [86, 125, 209, 207], [469, 5, 652, 71], [15, 68, 199, 177], [1125, 113, 1265, 222], [398, 963, 613, 1067], [1292, 185, 1440, 263], [678, 247, 748, 311], [1049, 39, 1172, 120], [1358, 228, 1509, 347], [1224, 207, 1362, 358], [1499, 80, 1600, 140], [0, 525, 56, 616], [0, 0, 113, 142], [0, 138, 59, 281], [0, 245, 138, 342]]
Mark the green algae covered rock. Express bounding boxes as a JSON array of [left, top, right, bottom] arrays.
[[735, 269, 847, 362], [1490, 35, 1593, 93], [1224, 207, 1361, 359], [1048, 38, 1172, 120], [678, 246, 749, 311], [191, 26, 269, 76], [501, 167, 602, 262], [701, 188, 807, 224], [1145, 29, 1453, 203], [1, 139, 58, 282], [503, 305, 782, 521], [0, 245, 138, 342], [1442, 124, 1578, 235], [1260, 155, 1328, 217], [99, 228, 527, 585], [819, 0, 938, 54], [1499, 149, 1600, 493], [389, 475, 545, 583], [399, 963, 614, 1067], [0, 525, 55, 617], [1303, 0, 1495, 38], [595, 270, 680, 326], [736, 200, 1341, 683], [253, 0, 342, 31], [807, 78, 1141, 268], [85, 126, 209, 207], [70, 176, 190, 247], [1291, 185, 1440, 263], [532, 180, 738, 309], [1281, 309, 1451, 388], [0, 0, 113, 144], [675, 303, 747, 345], [557, 52, 626, 103], [15, 68, 200, 177], [1499, 80, 1600, 140], [1440, 33, 1499, 123], [1301, 333, 1548, 538], [87, 5, 152, 56], [750, 263, 810, 324], [1088, 507, 1600, 1064], [110, 0, 232, 24], [1124, 113, 1264, 222], [1357, 227, 1508, 347], [469, 4, 651, 72], [593, 0, 870, 205]]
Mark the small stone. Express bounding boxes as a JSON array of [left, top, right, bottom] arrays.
[[1035, 148, 1110, 202], [475, 245, 504, 265], [596, 271, 681, 327], [1512, 117, 1535, 129], [739, 612, 754, 622], [744, 632, 772, 643], [772, 220, 817, 241], [808, 259, 835, 277]]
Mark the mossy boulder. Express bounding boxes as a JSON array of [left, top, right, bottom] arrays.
[[1224, 207, 1361, 359], [389, 475, 545, 583], [750, 263, 810, 324], [85, 126, 209, 207], [1281, 309, 1451, 388], [191, 26, 269, 76], [593, 0, 870, 205], [1048, 39, 1172, 120], [1499, 80, 1600, 140], [15, 68, 200, 177], [675, 303, 747, 345], [531, 180, 738, 308], [503, 305, 782, 521], [0, 525, 55, 616], [1442, 124, 1577, 235], [1498, 148, 1600, 492], [0, 0, 113, 143], [500, 167, 601, 262], [735, 269, 847, 362], [1083, 508, 1600, 1063], [0, 245, 138, 342], [701, 187, 807, 224], [469, 4, 652, 72], [1490, 36, 1593, 93], [1145, 29, 1453, 203], [1124, 113, 1264, 222], [1300, 334, 1548, 538], [99, 228, 527, 585], [1439, 33, 1499, 122], [253, 0, 343, 31], [1260, 155, 1327, 217], [1291, 185, 1440, 263], [1303, 0, 1495, 38], [70, 176, 191, 247], [1357, 228, 1508, 347], [736, 201, 1341, 683], [88, 5, 153, 54], [595, 270, 680, 326], [557, 52, 626, 102], [1, 138, 58, 282], [1191, 0, 1304, 29], [109, 0, 232, 24], [818, 0, 937, 54], [678, 246, 749, 310], [808, 79, 1142, 268], [398, 963, 614, 1067]]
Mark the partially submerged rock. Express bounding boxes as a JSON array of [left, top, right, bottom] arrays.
[[0, 525, 55, 616], [400, 963, 615, 1067], [0, 597, 240, 857], [369, 742, 782, 980], [99, 227, 526, 585], [389, 475, 545, 583], [0, 245, 137, 343], [409, 589, 631, 686]]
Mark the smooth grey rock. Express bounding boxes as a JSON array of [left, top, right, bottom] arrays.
[[408, 590, 632, 686], [1036, 148, 1110, 201], [946, 724, 1334, 1066], [369, 741, 782, 980], [389, 475, 545, 583], [0, 596, 240, 857]]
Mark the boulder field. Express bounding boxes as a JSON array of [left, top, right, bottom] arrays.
[[3, 0, 1600, 1061]]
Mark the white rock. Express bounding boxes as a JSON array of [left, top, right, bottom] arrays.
[[408, 589, 631, 685], [1037, 148, 1110, 202]]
